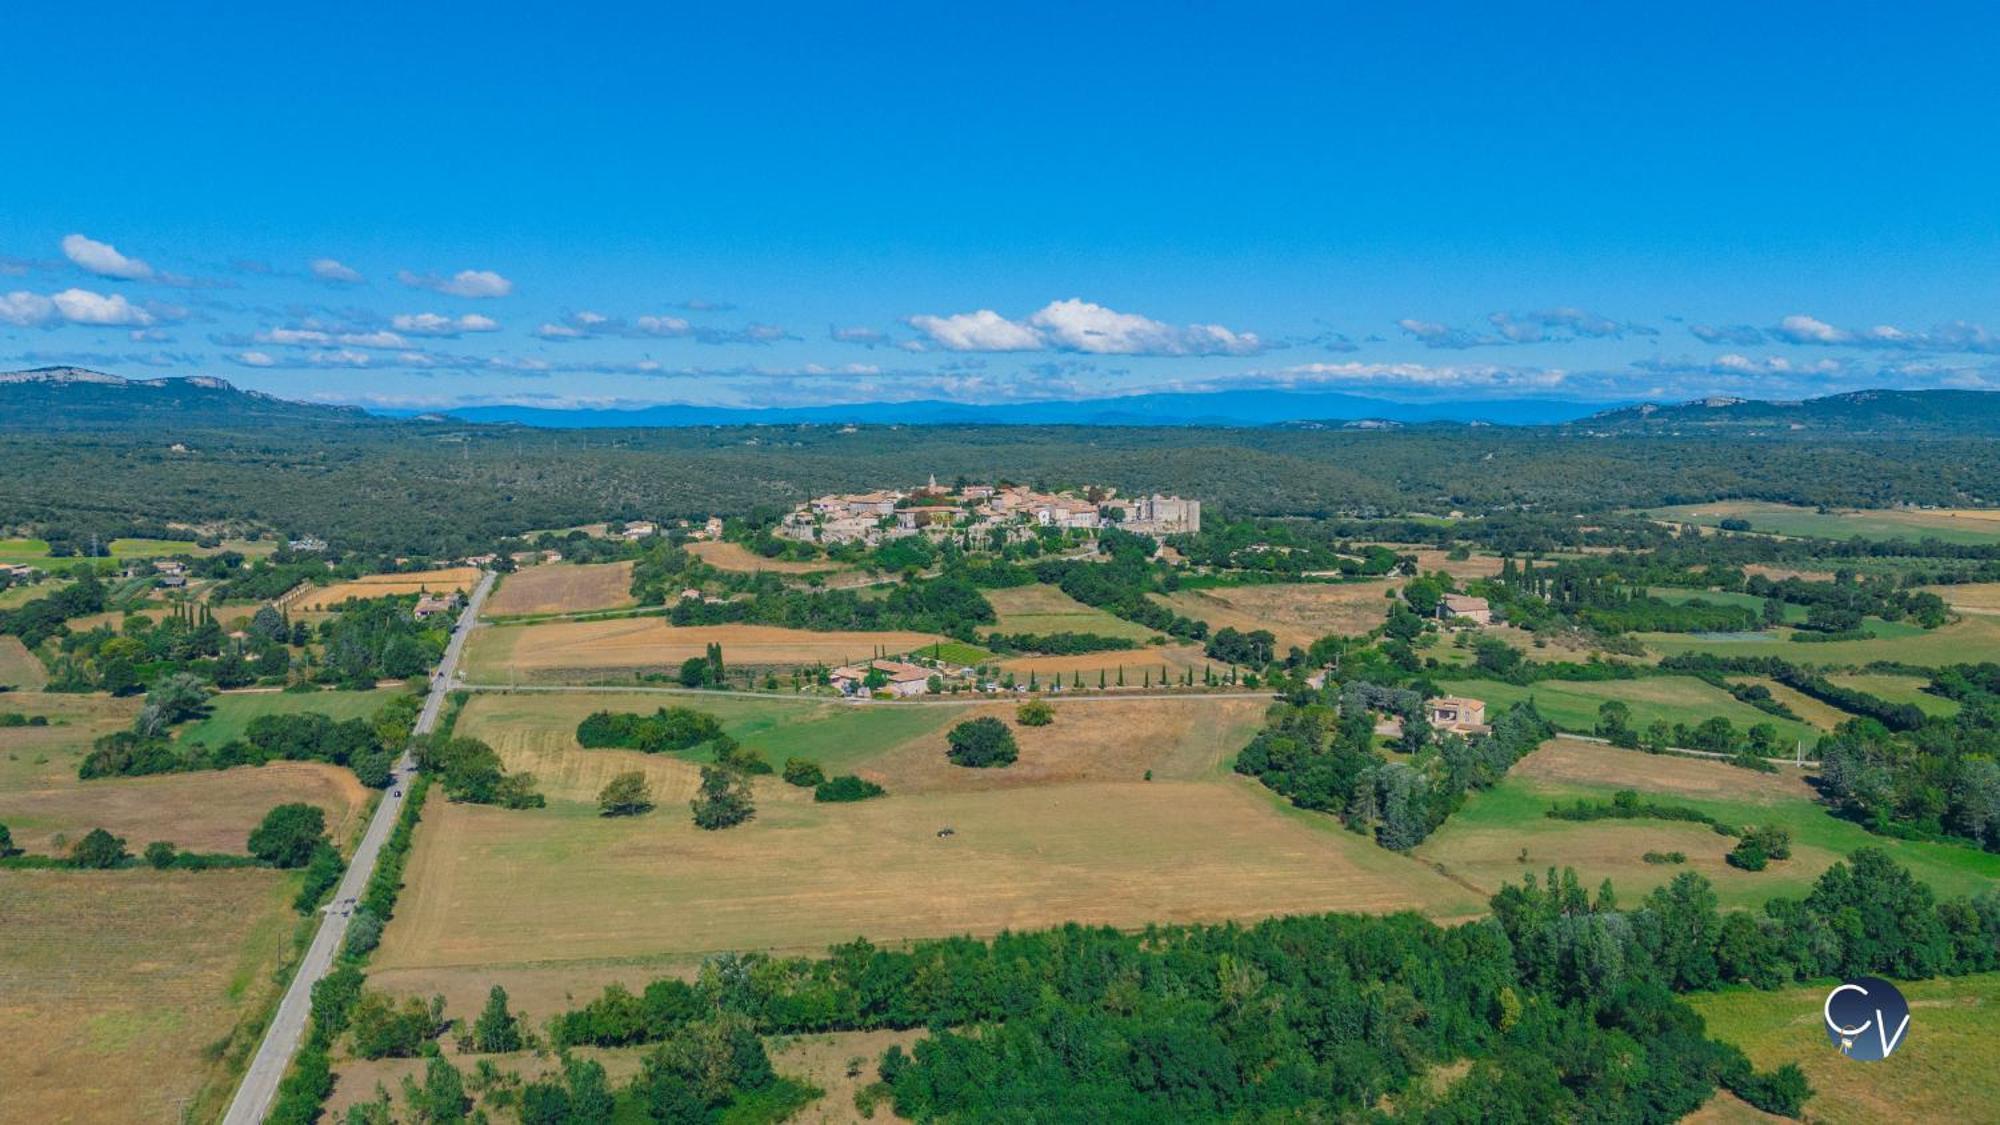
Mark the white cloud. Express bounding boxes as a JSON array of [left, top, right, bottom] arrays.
[[1772, 314, 1850, 345], [50, 288, 155, 326], [0, 291, 57, 327], [906, 300, 1262, 356], [906, 308, 1045, 352], [305, 349, 373, 367], [1028, 298, 1263, 356], [61, 233, 153, 281], [391, 312, 500, 336], [536, 321, 588, 339], [310, 258, 365, 284], [337, 330, 409, 349], [233, 351, 277, 367], [635, 315, 692, 336], [256, 327, 333, 346], [397, 268, 514, 298]]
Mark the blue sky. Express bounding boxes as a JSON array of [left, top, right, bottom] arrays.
[[5, 2, 2000, 410]]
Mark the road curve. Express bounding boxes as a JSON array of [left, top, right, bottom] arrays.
[[222, 571, 495, 1125]]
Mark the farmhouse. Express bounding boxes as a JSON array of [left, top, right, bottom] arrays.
[[287, 535, 327, 552], [1427, 695, 1489, 734], [618, 521, 658, 541], [830, 658, 933, 697], [1437, 593, 1492, 625]]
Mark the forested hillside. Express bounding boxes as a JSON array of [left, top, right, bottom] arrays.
[[7, 373, 2000, 557]]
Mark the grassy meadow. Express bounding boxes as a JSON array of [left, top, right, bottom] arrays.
[[1643, 501, 2000, 545], [1636, 612, 2000, 666], [1415, 739, 2000, 910], [176, 685, 406, 748], [1689, 972, 2000, 1125], [985, 582, 1159, 640], [1434, 675, 1824, 748]]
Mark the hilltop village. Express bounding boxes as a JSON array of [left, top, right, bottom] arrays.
[[776, 477, 1201, 548]]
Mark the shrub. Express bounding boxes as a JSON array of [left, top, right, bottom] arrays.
[[946, 717, 1018, 768], [814, 775, 887, 803], [1016, 699, 1054, 727], [70, 827, 128, 868], [782, 758, 826, 788], [144, 841, 177, 868], [598, 770, 655, 817]]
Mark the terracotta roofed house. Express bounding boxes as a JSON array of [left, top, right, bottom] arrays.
[[1438, 593, 1492, 625]]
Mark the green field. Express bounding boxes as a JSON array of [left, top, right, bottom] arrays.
[[1644, 501, 2000, 545], [1648, 587, 1807, 623], [1417, 740, 2000, 910], [176, 686, 406, 747], [1637, 612, 2000, 668], [1434, 675, 1823, 747], [907, 639, 994, 666], [1691, 973, 2000, 1125], [457, 689, 960, 780], [1828, 672, 1960, 718], [986, 583, 1158, 640]]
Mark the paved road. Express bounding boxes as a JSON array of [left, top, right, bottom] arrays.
[[222, 571, 495, 1125]]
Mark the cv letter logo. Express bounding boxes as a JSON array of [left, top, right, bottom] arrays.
[[1823, 976, 1911, 1061]]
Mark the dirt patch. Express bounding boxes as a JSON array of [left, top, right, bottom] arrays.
[[487, 561, 635, 617]]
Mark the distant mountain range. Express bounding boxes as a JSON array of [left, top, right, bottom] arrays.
[[6, 366, 2000, 436], [1570, 389, 2000, 435], [432, 388, 1610, 428]]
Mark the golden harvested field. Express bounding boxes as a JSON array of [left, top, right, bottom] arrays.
[[290, 566, 479, 611], [862, 696, 1271, 792], [1925, 581, 2000, 612], [466, 619, 948, 680], [371, 775, 1482, 981], [1155, 580, 1399, 649], [1730, 676, 1852, 730], [689, 539, 846, 575], [372, 691, 1479, 995], [994, 643, 1210, 681], [1509, 737, 1815, 803], [0, 635, 47, 690], [0, 869, 303, 1125], [486, 560, 635, 617], [987, 583, 1158, 640], [0, 761, 369, 856], [1410, 548, 1505, 580]]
